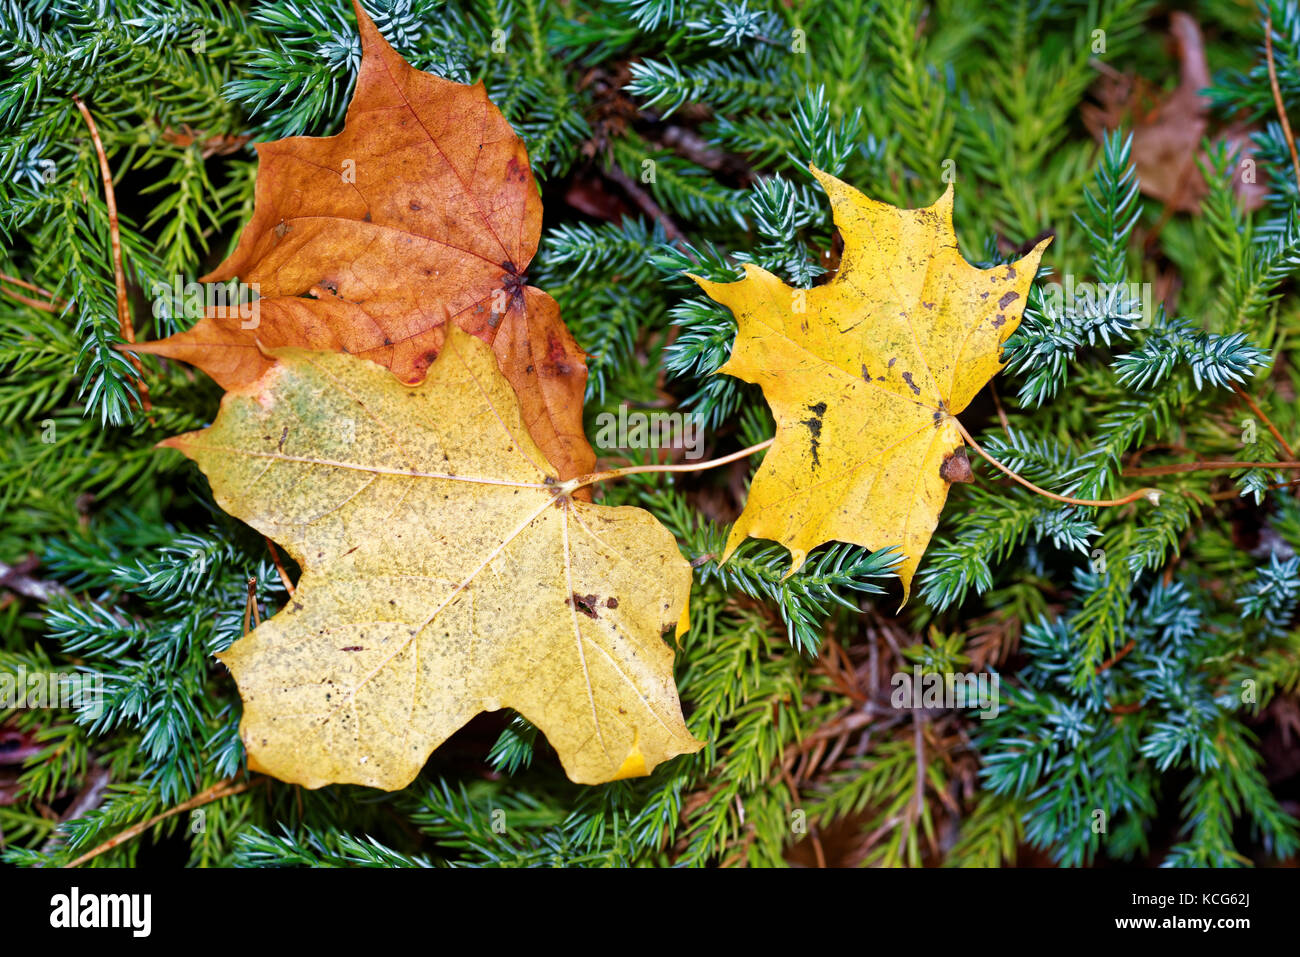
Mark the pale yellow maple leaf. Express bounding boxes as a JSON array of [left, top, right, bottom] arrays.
[[162, 324, 701, 789]]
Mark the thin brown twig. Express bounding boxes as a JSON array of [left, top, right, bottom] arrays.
[[1266, 10, 1300, 187], [1123, 458, 1300, 476], [603, 161, 688, 245], [64, 777, 258, 868], [0, 272, 60, 300], [243, 577, 260, 637], [0, 272, 68, 312], [988, 380, 1011, 433], [1209, 476, 1300, 500], [1096, 639, 1136, 673], [1231, 381, 1296, 458], [0, 285, 63, 313], [912, 709, 925, 822], [73, 94, 151, 413], [265, 537, 296, 595]]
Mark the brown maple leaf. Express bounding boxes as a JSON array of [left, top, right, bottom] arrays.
[[1082, 12, 1266, 213], [134, 0, 595, 483]]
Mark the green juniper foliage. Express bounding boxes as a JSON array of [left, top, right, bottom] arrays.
[[2, 0, 1299, 867]]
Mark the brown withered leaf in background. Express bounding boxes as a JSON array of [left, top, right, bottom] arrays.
[[1083, 11, 1266, 213], [0, 724, 43, 805], [134, 0, 595, 483]]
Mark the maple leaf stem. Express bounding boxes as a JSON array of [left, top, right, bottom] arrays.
[[564, 438, 775, 492], [952, 420, 1161, 508]]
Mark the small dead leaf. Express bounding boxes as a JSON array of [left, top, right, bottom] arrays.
[[691, 168, 1048, 601], [1082, 12, 1266, 212]]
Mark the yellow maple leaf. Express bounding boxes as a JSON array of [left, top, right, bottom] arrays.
[[161, 324, 701, 789], [690, 168, 1050, 602]]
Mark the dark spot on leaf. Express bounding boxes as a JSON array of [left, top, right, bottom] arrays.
[[992, 314, 1006, 327], [501, 268, 526, 306], [800, 402, 827, 467], [998, 291, 1019, 309], [568, 593, 600, 619], [939, 448, 974, 484], [888, 357, 897, 368], [901, 371, 921, 395], [341, 646, 364, 652], [606, 597, 619, 609], [409, 200, 422, 211], [1003, 265, 1016, 280]]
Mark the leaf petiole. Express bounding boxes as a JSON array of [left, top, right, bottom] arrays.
[[562, 438, 775, 494], [951, 419, 1161, 508]]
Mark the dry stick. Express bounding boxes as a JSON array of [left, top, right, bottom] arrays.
[[72, 94, 151, 414], [1231, 381, 1296, 459], [987, 380, 1011, 433], [951, 419, 1160, 507], [0, 272, 67, 311], [64, 778, 258, 868], [1096, 638, 1136, 673], [0, 271, 61, 300], [1123, 459, 1300, 476], [1266, 11, 1300, 187], [912, 709, 925, 824], [1209, 476, 1300, 500], [243, 577, 261, 637], [0, 285, 63, 313], [603, 162, 689, 246], [264, 537, 296, 595]]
